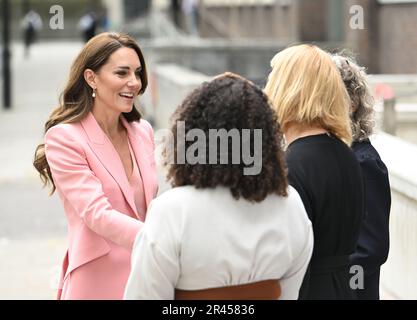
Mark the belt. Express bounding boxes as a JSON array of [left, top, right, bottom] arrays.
[[175, 279, 281, 300]]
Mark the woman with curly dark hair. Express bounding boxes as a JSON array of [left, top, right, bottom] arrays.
[[125, 72, 313, 300]]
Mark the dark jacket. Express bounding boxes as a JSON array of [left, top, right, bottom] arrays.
[[286, 134, 364, 300], [349, 139, 391, 299], [350, 139, 391, 273]]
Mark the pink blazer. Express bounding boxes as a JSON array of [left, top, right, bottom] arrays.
[[45, 112, 158, 299]]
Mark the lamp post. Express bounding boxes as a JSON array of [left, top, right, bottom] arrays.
[[2, 0, 12, 109]]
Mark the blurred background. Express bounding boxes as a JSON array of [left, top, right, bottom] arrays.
[[1, 0, 417, 299]]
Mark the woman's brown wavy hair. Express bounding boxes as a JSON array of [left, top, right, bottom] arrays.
[[33, 32, 148, 194], [167, 72, 288, 202]]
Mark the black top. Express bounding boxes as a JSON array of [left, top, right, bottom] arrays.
[[286, 134, 364, 300], [350, 139, 391, 274]]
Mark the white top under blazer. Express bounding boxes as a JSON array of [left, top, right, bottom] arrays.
[[124, 185, 314, 300]]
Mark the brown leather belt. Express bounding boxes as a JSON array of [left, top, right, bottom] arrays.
[[175, 279, 281, 300]]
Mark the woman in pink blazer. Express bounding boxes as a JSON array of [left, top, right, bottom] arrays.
[[33, 32, 158, 299]]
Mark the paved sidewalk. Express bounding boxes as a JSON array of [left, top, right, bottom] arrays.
[[0, 41, 83, 299], [0, 41, 83, 182]]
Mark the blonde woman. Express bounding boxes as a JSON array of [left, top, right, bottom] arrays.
[[332, 54, 391, 300], [265, 44, 364, 300]]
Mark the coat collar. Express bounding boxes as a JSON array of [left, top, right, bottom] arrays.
[[80, 112, 151, 220]]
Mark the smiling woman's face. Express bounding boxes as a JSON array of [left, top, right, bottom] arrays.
[[92, 47, 142, 115]]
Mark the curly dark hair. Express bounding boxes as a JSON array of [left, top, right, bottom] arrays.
[[166, 72, 288, 202]]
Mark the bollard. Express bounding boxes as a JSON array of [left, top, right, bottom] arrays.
[[375, 83, 396, 135], [382, 98, 396, 135], [2, 0, 12, 109]]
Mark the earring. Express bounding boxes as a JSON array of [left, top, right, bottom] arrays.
[[92, 88, 96, 98]]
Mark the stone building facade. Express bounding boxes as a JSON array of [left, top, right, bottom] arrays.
[[198, 0, 417, 74]]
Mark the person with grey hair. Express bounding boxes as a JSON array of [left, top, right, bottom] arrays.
[[332, 53, 391, 300]]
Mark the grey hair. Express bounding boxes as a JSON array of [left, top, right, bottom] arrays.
[[331, 53, 375, 142]]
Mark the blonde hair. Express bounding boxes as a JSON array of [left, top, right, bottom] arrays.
[[264, 44, 352, 145], [332, 53, 375, 142]]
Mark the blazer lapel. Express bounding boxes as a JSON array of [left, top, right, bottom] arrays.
[[120, 116, 154, 209], [81, 112, 139, 218]]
